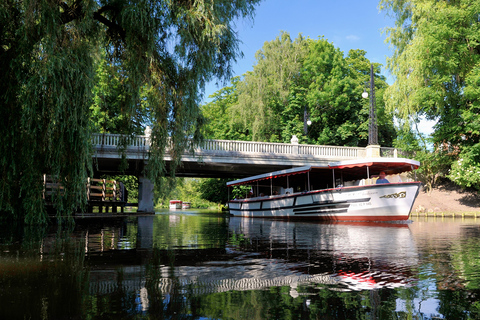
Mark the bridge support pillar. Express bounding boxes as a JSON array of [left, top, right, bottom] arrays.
[[138, 176, 155, 213]]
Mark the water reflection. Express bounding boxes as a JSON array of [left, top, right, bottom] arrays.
[[2, 214, 480, 319], [227, 218, 419, 291]]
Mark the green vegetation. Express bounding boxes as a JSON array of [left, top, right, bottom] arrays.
[[202, 32, 395, 146], [155, 178, 225, 210], [0, 0, 261, 223], [380, 0, 480, 192]]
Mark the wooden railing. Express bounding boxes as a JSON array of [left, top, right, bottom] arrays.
[[43, 175, 123, 201], [91, 133, 399, 159], [43, 175, 127, 213], [86, 178, 121, 202], [43, 175, 64, 200]]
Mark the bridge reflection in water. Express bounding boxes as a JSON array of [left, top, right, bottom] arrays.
[[80, 215, 419, 306]]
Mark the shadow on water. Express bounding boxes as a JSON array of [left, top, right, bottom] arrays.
[[1, 213, 480, 319]]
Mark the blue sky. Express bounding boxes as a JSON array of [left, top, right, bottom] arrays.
[[204, 0, 396, 101]]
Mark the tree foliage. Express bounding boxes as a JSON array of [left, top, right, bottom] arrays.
[[198, 178, 230, 204], [90, 52, 150, 135], [0, 0, 260, 223], [380, 0, 480, 190], [154, 178, 220, 209], [202, 77, 246, 140], [202, 32, 395, 147], [233, 32, 309, 142]]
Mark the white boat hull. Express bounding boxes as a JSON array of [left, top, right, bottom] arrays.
[[228, 182, 421, 221]]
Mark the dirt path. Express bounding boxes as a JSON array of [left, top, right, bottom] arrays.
[[413, 183, 480, 214]]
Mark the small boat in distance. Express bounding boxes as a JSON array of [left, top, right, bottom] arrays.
[[169, 200, 182, 210], [226, 158, 421, 221], [182, 202, 191, 209]]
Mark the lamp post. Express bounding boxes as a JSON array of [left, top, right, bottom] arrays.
[[362, 64, 378, 145], [303, 106, 312, 134]]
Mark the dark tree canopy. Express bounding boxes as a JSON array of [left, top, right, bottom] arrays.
[[0, 0, 260, 223]]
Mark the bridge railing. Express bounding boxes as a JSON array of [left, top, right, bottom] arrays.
[[380, 147, 412, 158], [92, 133, 399, 159], [298, 144, 365, 158], [92, 133, 148, 147], [201, 139, 367, 158], [200, 139, 295, 154]]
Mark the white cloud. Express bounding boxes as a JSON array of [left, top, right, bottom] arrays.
[[346, 35, 360, 41]]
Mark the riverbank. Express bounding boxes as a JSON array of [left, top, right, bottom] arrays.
[[413, 181, 480, 216]]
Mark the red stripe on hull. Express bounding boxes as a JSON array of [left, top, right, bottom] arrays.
[[231, 214, 410, 222]]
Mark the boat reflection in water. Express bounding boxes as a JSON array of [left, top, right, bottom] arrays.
[[148, 217, 419, 297], [226, 218, 418, 292]]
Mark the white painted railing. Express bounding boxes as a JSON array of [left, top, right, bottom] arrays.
[[92, 133, 398, 159], [201, 139, 295, 154], [298, 144, 365, 158], [92, 133, 148, 147]]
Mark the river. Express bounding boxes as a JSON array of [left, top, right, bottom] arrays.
[[1, 211, 480, 319]]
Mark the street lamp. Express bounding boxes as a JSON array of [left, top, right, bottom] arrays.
[[304, 106, 311, 134], [362, 64, 378, 145]]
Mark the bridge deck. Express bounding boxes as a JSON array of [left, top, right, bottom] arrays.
[[92, 133, 402, 178]]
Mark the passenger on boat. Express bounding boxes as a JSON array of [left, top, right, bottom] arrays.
[[376, 171, 390, 184]]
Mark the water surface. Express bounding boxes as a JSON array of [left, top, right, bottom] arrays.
[[1, 211, 480, 319]]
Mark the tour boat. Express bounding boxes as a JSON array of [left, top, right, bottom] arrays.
[[182, 202, 191, 209], [226, 158, 421, 221], [169, 200, 182, 210]]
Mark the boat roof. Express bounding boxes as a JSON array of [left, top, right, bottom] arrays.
[[329, 157, 419, 171], [226, 158, 420, 187], [226, 166, 311, 187]]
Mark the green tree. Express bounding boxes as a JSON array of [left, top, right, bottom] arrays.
[[155, 178, 219, 209], [202, 33, 395, 146], [380, 0, 480, 189], [232, 31, 309, 142], [199, 178, 230, 204], [90, 51, 149, 135], [302, 44, 392, 147], [0, 0, 260, 223], [202, 77, 247, 140]]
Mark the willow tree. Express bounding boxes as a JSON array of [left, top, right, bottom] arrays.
[[90, 51, 150, 135], [0, 0, 260, 223], [232, 31, 309, 142], [380, 0, 480, 189]]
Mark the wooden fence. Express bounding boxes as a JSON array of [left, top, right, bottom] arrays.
[[43, 175, 127, 214]]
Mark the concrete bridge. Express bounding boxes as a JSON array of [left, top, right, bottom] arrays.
[[91, 130, 401, 212]]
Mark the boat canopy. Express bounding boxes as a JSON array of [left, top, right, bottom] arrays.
[[328, 158, 420, 181], [226, 158, 420, 187], [226, 166, 312, 187]]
